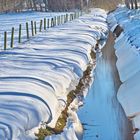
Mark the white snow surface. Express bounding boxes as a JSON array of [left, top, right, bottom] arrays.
[[108, 6, 140, 139], [0, 9, 108, 140], [0, 11, 70, 48]]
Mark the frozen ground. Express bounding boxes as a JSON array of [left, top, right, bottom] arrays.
[[108, 6, 140, 140], [0, 9, 108, 140]]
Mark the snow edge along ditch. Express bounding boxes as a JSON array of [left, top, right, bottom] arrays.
[[37, 9, 109, 140], [108, 6, 140, 140]]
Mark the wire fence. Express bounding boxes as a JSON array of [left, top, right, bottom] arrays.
[[1, 11, 83, 51]]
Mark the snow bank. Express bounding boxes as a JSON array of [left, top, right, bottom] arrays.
[[108, 6, 140, 139], [0, 9, 108, 139]]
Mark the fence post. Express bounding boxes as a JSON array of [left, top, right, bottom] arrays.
[[72, 14, 74, 20], [57, 16, 59, 25], [61, 15, 63, 24], [130, 0, 134, 9], [34, 21, 37, 34], [51, 18, 53, 27], [70, 14, 72, 21], [11, 27, 14, 48], [59, 16, 61, 24], [62, 15, 64, 23], [18, 24, 22, 43], [55, 16, 57, 25], [26, 22, 29, 39], [66, 14, 68, 22], [31, 21, 34, 36], [40, 20, 43, 32], [4, 31, 7, 50], [47, 19, 50, 28], [54, 17, 56, 26], [58, 16, 60, 25], [44, 18, 46, 30], [134, 0, 138, 9], [64, 15, 66, 23]]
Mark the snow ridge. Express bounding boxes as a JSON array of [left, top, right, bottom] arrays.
[[108, 6, 140, 140], [0, 9, 108, 140]]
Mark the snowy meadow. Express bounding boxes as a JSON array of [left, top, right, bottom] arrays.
[[0, 11, 73, 50]]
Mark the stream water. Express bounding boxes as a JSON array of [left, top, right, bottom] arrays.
[[78, 34, 133, 140]]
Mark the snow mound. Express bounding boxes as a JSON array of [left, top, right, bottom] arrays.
[[108, 6, 140, 139], [0, 9, 108, 140]]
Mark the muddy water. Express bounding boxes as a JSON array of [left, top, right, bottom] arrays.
[[78, 32, 133, 140]]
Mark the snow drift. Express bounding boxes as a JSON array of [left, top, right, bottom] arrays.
[[108, 6, 140, 140], [0, 9, 108, 140]]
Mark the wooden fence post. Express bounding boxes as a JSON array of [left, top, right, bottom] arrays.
[[63, 15, 64, 23], [130, 0, 134, 9], [40, 20, 43, 32], [51, 18, 53, 27], [134, 0, 138, 9], [57, 16, 59, 25], [59, 16, 61, 24], [70, 14, 72, 21], [18, 24, 21, 43], [54, 17, 56, 26], [61, 15, 63, 24], [31, 21, 34, 36], [64, 15, 66, 23], [66, 14, 68, 22], [26, 22, 29, 39], [72, 14, 74, 20], [4, 31, 7, 50], [11, 27, 14, 48], [55, 16, 57, 26], [44, 18, 46, 30], [34, 21, 37, 34], [47, 19, 50, 28]]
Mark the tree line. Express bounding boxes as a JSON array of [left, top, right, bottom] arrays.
[[0, 0, 93, 12], [125, 0, 139, 9]]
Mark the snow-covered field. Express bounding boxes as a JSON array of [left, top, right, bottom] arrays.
[[0, 11, 71, 50], [108, 6, 140, 140], [0, 9, 108, 140]]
